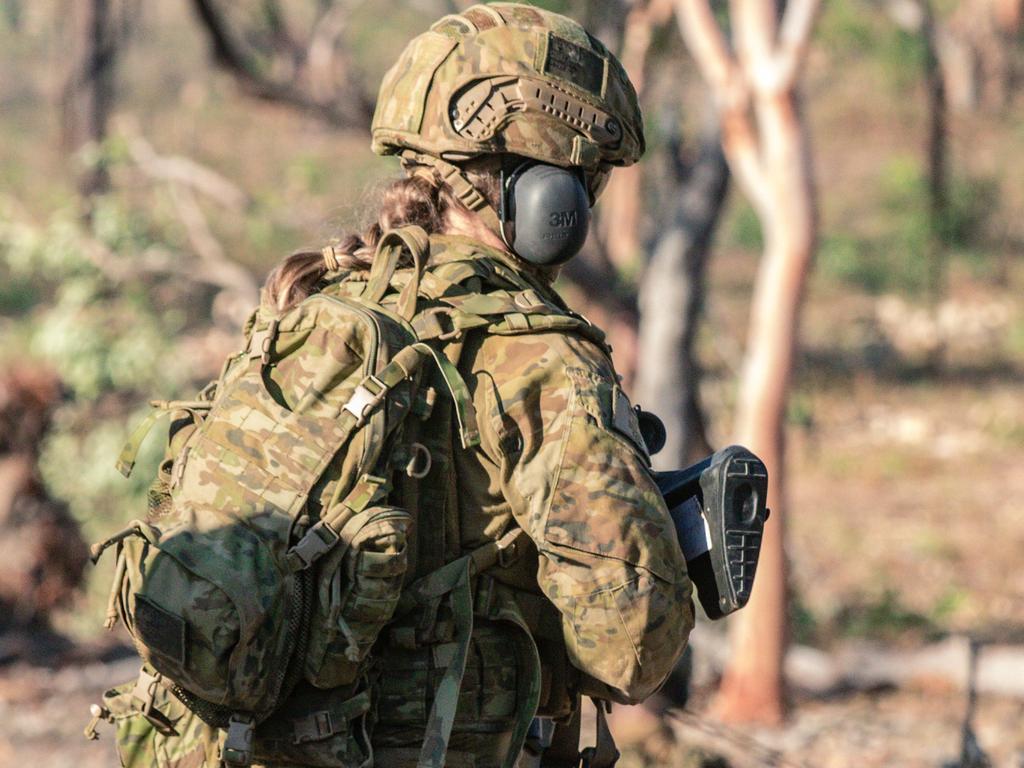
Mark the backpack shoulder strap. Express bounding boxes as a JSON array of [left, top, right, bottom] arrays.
[[365, 225, 430, 319]]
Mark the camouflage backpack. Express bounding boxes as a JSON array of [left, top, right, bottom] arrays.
[[90, 227, 491, 765], [91, 226, 611, 768]]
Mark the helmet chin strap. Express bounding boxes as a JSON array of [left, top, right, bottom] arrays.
[[399, 150, 503, 236]]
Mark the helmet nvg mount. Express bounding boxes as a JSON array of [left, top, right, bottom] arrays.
[[371, 2, 645, 265]]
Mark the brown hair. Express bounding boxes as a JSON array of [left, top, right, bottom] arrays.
[[263, 168, 500, 313]]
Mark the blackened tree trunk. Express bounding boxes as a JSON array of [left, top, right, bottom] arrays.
[[921, 0, 950, 306], [635, 122, 729, 467], [61, 0, 117, 200]]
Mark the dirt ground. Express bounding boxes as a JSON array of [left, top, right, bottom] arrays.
[[3, 651, 1023, 768], [4, 292, 1024, 767]]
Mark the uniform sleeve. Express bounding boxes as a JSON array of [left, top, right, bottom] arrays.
[[474, 332, 694, 704]]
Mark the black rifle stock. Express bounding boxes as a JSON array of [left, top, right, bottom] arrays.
[[653, 445, 769, 620]]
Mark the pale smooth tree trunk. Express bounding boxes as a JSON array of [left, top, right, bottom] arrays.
[[675, 0, 821, 723]]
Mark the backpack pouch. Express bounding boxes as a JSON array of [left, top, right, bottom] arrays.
[[306, 507, 412, 689], [102, 673, 223, 768], [109, 518, 298, 716]]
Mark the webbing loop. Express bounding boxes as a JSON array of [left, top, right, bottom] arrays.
[[410, 342, 479, 449], [115, 401, 211, 478], [365, 225, 431, 313]]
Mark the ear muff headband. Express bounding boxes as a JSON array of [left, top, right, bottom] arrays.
[[500, 160, 591, 266]]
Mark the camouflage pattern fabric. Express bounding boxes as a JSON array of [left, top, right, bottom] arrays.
[[450, 239, 693, 703], [369, 235, 695, 768], [372, 3, 644, 178], [92, 231, 694, 768], [102, 672, 224, 768]]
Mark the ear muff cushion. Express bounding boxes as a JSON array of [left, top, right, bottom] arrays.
[[503, 164, 590, 266]]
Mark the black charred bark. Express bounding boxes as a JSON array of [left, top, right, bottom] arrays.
[[636, 120, 730, 469], [61, 0, 117, 200], [190, 0, 373, 130]]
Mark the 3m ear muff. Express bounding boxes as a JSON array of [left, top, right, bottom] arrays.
[[500, 161, 591, 266]]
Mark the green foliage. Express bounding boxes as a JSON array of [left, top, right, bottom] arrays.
[[1008, 317, 1024, 358], [288, 154, 331, 196], [0, 203, 188, 399], [832, 588, 942, 644], [818, 0, 927, 91], [790, 592, 821, 646], [878, 29, 928, 91], [819, 158, 998, 294], [818, 234, 905, 294], [818, 0, 879, 54], [0, 195, 213, 638], [722, 200, 763, 252], [787, 390, 815, 430]]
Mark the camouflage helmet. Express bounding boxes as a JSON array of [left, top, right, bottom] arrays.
[[371, 2, 645, 201]]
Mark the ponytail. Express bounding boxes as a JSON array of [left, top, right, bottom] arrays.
[[264, 170, 499, 313]]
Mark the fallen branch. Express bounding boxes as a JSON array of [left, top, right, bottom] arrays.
[[689, 625, 1024, 699]]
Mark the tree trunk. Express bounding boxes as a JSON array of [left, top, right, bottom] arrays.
[[561, 247, 641, 387], [921, 0, 949, 306], [635, 124, 728, 467], [61, 0, 116, 200], [596, 0, 674, 270], [992, 0, 1022, 31], [715, 92, 816, 725]]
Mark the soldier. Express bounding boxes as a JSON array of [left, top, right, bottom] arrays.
[[97, 4, 694, 767], [291, 4, 693, 764]]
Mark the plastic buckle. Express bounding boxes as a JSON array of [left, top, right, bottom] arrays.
[[286, 520, 340, 571], [513, 289, 547, 312], [222, 715, 255, 767], [497, 539, 519, 568], [293, 709, 334, 744], [342, 375, 386, 426]]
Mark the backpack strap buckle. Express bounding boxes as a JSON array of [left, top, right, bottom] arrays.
[[293, 710, 334, 744], [222, 714, 255, 767], [414, 306, 464, 341], [286, 520, 340, 571], [342, 375, 387, 426]]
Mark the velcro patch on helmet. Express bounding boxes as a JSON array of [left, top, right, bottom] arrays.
[[542, 33, 605, 96]]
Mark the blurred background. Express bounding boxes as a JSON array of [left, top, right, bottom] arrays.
[[0, 0, 1021, 766]]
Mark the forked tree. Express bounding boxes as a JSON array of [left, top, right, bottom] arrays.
[[674, 0, 821, 723]]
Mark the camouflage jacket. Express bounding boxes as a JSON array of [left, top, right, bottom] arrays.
[[438, 234, 694, 705]]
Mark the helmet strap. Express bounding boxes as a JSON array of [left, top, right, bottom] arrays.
[[399, 150, 503, 234]]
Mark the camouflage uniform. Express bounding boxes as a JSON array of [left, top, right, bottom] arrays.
[[364, 8, 698, 757], [368, 234, 695, 767]]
